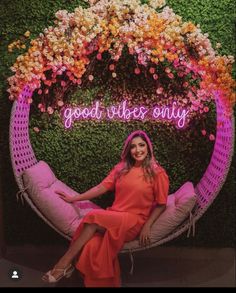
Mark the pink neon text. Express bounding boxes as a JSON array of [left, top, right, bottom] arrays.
[[63, 101, 102, 128], [152, 102, 189, 128], [106, 101, 148, 120], [62, 101, 189, 129]]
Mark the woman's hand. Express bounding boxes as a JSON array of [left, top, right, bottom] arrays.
[[55, 190, 76, 203], [139, 223, 151, 247]]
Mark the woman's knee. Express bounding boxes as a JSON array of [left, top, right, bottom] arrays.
[[84, 223, 105, 234], [96, 224, 105, 234], [84, 223, 96, 231]]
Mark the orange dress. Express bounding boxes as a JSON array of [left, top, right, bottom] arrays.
[[72, 163, 169, 287]]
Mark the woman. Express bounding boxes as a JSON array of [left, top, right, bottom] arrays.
[[42, 130, 169, 287]]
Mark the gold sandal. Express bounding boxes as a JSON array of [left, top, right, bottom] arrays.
[[42, 264, 74, 283]]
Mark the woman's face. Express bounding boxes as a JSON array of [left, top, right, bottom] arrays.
[[130, 136, 148, 166]]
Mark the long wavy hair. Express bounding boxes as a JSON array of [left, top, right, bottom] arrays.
[[116, 130, 159, 182]]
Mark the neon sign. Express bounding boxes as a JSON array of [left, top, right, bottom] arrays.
[[63, 101, 189, 129]]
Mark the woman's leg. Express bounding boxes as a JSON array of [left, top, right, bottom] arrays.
[[43, 223, 105, 280]]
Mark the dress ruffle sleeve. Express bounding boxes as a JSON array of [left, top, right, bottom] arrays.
[[100, 163, 123, 191], [153, 168, 169, 205]]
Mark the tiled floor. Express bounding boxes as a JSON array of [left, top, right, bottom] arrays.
[[0, 244, 235, 287]]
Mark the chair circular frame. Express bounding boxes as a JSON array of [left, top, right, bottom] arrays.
[[9, 86, 235, 252]]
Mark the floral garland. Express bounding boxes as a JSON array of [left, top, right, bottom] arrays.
[[7, 0, 235, 121]]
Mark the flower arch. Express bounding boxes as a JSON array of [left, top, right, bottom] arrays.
[[7, 0, 235, 250], [7, 0, 235, 123]]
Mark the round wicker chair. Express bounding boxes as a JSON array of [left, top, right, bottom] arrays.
[[9, 86, 235, 253]]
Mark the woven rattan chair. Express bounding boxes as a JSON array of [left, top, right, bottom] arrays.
[[9, 86, 235, 253]]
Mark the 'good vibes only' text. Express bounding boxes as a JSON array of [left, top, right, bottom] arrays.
[[62, 100, 189, 129]]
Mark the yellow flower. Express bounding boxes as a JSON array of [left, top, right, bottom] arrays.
[[24, 31, 31, 38]]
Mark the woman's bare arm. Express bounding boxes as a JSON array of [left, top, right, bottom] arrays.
[[139, 204, 166, 246], [56, 184, 108, 203]]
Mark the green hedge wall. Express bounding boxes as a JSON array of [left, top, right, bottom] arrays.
[[0, 0, 235, 247]]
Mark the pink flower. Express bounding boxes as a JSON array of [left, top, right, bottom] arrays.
[[57, 100, 64, 107], [209, 134, 215, 141], [33, 127, 40, 133], [134, 68, 141, 75], [149, 67, 155, 74], [165, 68, 171, 73], [203, 106, 209, 113], [96, 53, 102, 60], [47, 107, 54, 115], [173, 60, 179, 66], [168, 73, 174, 79], [201, 129, 207, 136], [153, 74, 158, 80], [183, 82, 189, 88], [114, 55, 120, 61], [191, 105, 198, 111], [44, 80, 52, 86], [88, 75, 94, 81], [156, 87, 163, 94], [109, 64, 115, 71], [37, 89, 42, 95], [61, 81, 66, 87]]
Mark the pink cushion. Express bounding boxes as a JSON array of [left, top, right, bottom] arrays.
[[23, 161, 57, 190], [175, 181, 197, 212], [37, 181, 82, 236], [22, 161, 101, 237], [123, 181, 197, 250], [151, 182, 196, 241]]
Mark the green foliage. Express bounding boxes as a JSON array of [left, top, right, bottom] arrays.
[[0, 0, 235, 246]]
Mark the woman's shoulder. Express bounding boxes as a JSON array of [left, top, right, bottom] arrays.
[[153, 162, 168, 176], [113, 161, 125, 171]]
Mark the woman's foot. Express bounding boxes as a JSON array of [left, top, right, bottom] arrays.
[[42, 264, 74, 283]]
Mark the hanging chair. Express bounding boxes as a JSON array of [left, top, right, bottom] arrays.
[[9, 86, 235, 253]]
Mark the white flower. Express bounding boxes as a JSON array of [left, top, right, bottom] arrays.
[[149, 0, 166, 9]]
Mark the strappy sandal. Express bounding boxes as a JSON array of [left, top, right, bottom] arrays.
[[42, 264, 74, 283]]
